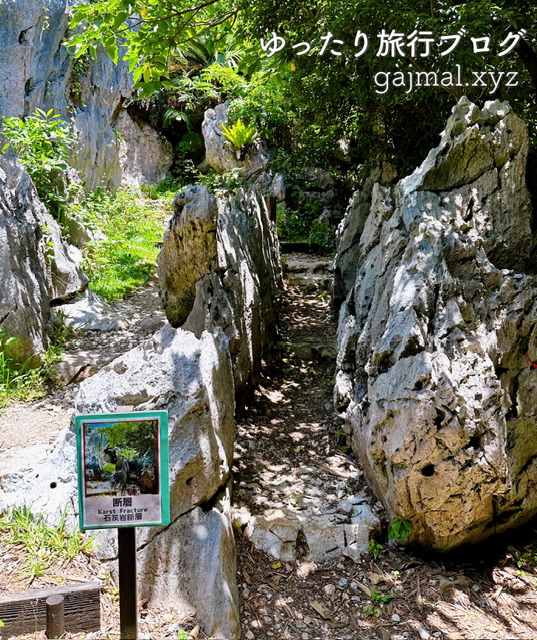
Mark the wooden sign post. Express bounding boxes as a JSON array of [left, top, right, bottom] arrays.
[[76, 410, 170, 640]]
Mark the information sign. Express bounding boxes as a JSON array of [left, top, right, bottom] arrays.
[[75, 411, 170, 530]]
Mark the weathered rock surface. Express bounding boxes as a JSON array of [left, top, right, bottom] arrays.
[[158, 186, 219, 327], [334, 162, 397, 308], [159, 182, 282, 394], [334, 98, 537, 550], [116, 109, 173, 187], [137, 484, 239, 639], [76, 324, 238, 638], [202, 102, 270, 177], [244, 494, 381, 563], [0, 322, 239, 638], [283, 254, 333, 293], [0, 0, 171, 191], [0, 152, 87, 362], [77, 325, 235, 518]]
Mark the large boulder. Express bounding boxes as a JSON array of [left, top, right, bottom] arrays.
[[159, 182, 282, 394], [202, 102, 270, 177], [0, 152, 87, 363], [76, 325, 239, 639], [0, 324, 240, 638], [76, 325, 235, 519], [158, 185, 219, 327], [334, 98, 537, 551]]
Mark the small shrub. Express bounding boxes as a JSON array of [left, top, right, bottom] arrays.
[[0, 335, 45, 408], [367, 539, 384, 559], [1, 109, 77, 225], [388, 518, 413, 542], [199, 168, 245, 197]]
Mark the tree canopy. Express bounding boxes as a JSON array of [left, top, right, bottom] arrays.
[[68, 0, 537, 174]]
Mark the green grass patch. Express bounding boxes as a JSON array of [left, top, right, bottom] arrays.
[[0, 334, 46, 408], [0, 319, 80, 409], [0, 505, 94, 581], [71, 188, 169, 301]]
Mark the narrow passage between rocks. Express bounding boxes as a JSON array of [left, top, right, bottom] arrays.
[[232, 258, 384, 640], [231, 256, 537, 640]]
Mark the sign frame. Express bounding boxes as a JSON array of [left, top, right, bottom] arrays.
[[75, 410, 170, 531]]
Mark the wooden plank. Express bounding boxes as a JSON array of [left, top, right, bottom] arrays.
[[0, 581, 100, 637]]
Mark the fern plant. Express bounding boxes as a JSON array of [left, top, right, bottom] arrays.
[[220, 118, 258, 150]]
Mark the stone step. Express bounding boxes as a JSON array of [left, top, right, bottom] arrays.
[[233, 495, 381, 564], [282, 254, 334, 291]]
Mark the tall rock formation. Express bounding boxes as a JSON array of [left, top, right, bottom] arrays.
[[0, 151, 87, 363], [0, 0, 172, 191], [334, 98, 537, 550], [159, 183, 282, 395]]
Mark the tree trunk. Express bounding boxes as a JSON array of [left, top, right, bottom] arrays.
[[517, 38, 537, 94]]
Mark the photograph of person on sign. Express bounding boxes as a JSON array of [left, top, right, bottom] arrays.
[[76, 411, 170, 530]]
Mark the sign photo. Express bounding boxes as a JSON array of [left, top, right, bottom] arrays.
[[75, 411, 170, 530]]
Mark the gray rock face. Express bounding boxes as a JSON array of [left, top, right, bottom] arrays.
[[137, 484, 239, 639], [160, 182, 282, 394], [76, 325, 235, 520], [76, 325, 238, 638], [0, 323, 239, 638], [0, 152, 87, 363], [158, 186, 219, 327], [116, 109, 173, 187], [334, 98, 537, 551], [202, 102, 270, 177], [0, 0, 171, 191]]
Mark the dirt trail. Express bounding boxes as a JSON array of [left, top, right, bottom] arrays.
[[3, 260, 537, 640], [232, 273, 537, 640]]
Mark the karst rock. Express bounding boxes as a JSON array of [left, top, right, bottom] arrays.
[[334, 98, 537, 550], [159, 182, 282, 394], [0, 0, 170, 191], [0, 152, 87, 363], [202, 102, 271, 177]]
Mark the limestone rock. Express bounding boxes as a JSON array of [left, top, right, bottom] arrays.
[[54, 289, 126, 332], [137, 484, 240, 639], [0, 323, 240, 637], [49, 349, 113, 386], [0, 0, 174, 192], [0, 0, 134, 191], [334, 98, 537, 550], [158, 185, 219, 327], [76, 324, 235, 519], [0, 152, 87, 363], [244, 506, 381, 563], [160, 182, 282, 394], [91, 483, 239, 639], [116, 109, 173, 187], [202, 103, 270, 177], [73, 324, 239, 635], [283, 255, 333, 292], [0, 428, 78, 526]]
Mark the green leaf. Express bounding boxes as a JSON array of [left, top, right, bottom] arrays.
[[104, 38, 119, 65]]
